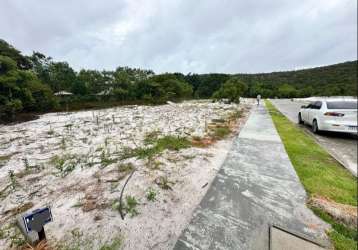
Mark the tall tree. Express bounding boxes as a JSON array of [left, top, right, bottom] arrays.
[[29, 51, 52, 85], [278, 84, 297, 98], [47, 62, 76, 92], [0, 55, 56, 120], [0, 39, 32, 69], [212, 77, 248, 103]]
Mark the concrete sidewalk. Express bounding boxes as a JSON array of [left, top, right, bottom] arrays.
[[174, 104, 330, 250]]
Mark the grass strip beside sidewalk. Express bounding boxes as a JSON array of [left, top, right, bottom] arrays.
[[265, 100, 357, 250]]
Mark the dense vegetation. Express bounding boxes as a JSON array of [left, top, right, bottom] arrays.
[[183, 61, 357, 99], [0, 42, 57, 121], [235, 61, 357, 98], [0, 38, 357, 122]]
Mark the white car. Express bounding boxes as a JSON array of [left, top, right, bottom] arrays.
[[298, 99, 358, 134]]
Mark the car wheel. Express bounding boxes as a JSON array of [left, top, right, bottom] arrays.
[[298, 113, 304, 124], [312, 120, 319, 134]]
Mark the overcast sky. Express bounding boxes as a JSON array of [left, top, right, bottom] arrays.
[[1, 0, 357, 74]]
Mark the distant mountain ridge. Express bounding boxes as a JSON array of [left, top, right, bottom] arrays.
[[234, 60, 357, 96], [186, 60, 357, 98]]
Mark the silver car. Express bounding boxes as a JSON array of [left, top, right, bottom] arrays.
[[298, 99, 358, 134]]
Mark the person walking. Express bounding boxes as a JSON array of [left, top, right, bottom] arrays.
[[256, 94, 261, 105]]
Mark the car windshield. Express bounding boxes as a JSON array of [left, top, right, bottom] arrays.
[[326, 101, 357, 109]]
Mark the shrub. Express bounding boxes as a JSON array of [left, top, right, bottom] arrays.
[[212, 126, 231, 139], [146, 188, 157, 201], [123, 135, 192, 160], [50, 154, 80, 177], [124, 196, 139, 217], [99, 237, 122, 250]]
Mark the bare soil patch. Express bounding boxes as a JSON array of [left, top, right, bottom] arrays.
[[309, 195, 357, 229], [0, 100, 253, 249]]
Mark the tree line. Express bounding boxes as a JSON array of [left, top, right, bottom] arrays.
[[0, 38, 357, 122]]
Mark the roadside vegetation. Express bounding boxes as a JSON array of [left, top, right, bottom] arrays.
[[266, 100, 357, 250]]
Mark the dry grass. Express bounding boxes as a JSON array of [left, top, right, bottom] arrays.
[[22, 240, 51, 250]]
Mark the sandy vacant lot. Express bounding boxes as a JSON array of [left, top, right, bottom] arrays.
[[0, 100, 252, 249]]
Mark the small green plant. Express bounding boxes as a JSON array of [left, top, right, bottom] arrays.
[[146, 188, 157, 201], [65, 123, 73, 132], [0, 229, 4, 240], [9, 225, 26, 247], [99, 236, 122, 250], [71, 228, 83, 238], [113, 195, 139, 217], [50, 155, 65, 166], [228, 109, 243, 120], [8, 170, 18, 190], [119, 147, 138, 160], [0, 154, 12, 168], [50, 154, 80, 177], [139, 135, 192, 159], [0, 155, 11, 161], [117, 163, 134, 173], [47, 129, 55, 135], [124, 196, 139, 217], [56, 228, 94, 250], [111, 200, 120, 211], [212, 126, 231, 139], [72, 201, 83, 208], [101, 150, 117, 167], [0, 223, 26, 247], [147, 159, 162, 169], [155, 176, 174, 190], [132, 147, 158, 159], [0, 223, 13, 240], [156, 135, 191, 151], [101, 150, 106, 161], [23, 158, 30, 171]]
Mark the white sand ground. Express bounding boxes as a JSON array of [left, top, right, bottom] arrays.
[[0, 100, 253, 249]]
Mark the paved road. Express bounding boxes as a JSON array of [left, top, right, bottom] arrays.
[[174, 104, 330, 250], [270, 99, 357, 176]]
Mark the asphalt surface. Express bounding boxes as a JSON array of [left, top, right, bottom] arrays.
[[270, 99, 357, 176], [174, 104, 330, 250]]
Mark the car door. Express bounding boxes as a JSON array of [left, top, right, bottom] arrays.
[[308, 101, 322, 124], [302, 103, 313, 122]]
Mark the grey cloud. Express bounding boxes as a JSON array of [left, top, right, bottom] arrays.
[[0, 0, 356, 73]]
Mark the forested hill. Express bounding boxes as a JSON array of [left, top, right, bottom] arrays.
[[185, 61, 357, 98], [234, 61, 357, 97]]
